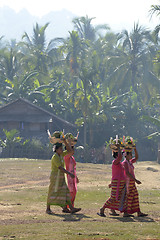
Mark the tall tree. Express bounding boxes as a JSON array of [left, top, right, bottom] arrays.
[[72, 15, 109, 41], [106, 23, 159, 103], [70, 65, 101, 145], [64, 31, 86, 75], [149, 3, 160, 42], [22, 22, 60, 75]]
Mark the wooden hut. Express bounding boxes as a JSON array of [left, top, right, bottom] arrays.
[[0, 98, 76, 142]]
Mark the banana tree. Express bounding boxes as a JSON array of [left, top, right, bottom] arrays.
[[4, 70, 40, 101], [0, 129, 21, 157]]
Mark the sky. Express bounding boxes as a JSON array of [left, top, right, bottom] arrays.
[[0, 0, 160, 31]]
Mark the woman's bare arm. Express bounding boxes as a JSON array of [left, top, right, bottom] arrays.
[[125, 169, 141, 184], [63, 138, 74, 157], [58, 166, 75, 178]]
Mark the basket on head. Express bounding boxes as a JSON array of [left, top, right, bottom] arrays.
[[109, 138, 125, 151], [64, 133, 78, 145], [49, 131, 63, 144], [124, 136, 136, 150]]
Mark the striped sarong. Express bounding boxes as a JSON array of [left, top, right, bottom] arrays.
[[126, 179, 140, 214], [103, 179, 127, 212], [47, 171, 71, 207]]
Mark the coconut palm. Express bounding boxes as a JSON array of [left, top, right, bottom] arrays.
[[106, 23, 159, 103], [70, 64, 101, 145], [149, 4, 160, 42], [22, 22, 62, 74], [64, 31, 85, 75], [72, 15, 109, 41]]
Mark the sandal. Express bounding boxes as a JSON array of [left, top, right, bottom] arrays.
[[109, 212, 119, 216], [71, 208, 81, 214], [138, 213, 148, 217], [62, 208, 71, 213], [123, 213, 134, 217], [97, 212, 106, 217], [46, 210, 54, 215]]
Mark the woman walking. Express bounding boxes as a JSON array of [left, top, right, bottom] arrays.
[[122, 147, 148, 217], [98, 145, 127, 217], [46, 137, 81, 214], [64, 145, 79, 207]]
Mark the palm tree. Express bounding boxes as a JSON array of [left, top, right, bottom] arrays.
[[149, 3, 160, 81], [22, 22, 61, 74], [72, 15, 109, 41], [70, 65, 101, 145], [107, 23, 159, 103], [64, 31, 85, 75], [149, 4, 160, 42]]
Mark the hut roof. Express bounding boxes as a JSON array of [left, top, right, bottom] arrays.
[[0, 98, 76, 128]]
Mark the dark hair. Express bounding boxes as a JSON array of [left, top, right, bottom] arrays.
[[65, 145, 74, 150], [113, 151, 118, 158], [54, 143, 62, 152]]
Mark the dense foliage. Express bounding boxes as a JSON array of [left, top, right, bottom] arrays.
[[0, 13, 160, 161]]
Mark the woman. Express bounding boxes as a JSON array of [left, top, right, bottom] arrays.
[[46, 137, 81, 214], [64, 145, 79, 208], [98, 145, 127, 217], [122, 147, 148, 217]]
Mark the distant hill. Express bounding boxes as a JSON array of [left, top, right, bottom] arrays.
[[0, 6, 77, 41]]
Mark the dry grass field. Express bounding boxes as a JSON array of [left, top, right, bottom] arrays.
[[0, 158, 160, 240]]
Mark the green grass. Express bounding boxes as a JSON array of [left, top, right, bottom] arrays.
[[0, 159, 160, 240]]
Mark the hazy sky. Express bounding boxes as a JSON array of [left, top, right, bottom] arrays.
[[0, 0, 160, 30]]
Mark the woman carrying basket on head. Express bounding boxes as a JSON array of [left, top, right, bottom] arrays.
[[98, 142, 127, 217], [64, 145, 79, 208], [64, 132, 79, 208], [122, 146, 148, 217], [46, 133, 81, 214]]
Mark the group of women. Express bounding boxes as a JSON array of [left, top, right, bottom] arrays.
[[98, 145, 148, 217], [46, 134, 148, 218]]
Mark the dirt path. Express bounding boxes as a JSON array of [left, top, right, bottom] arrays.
[[0, 179, 49, 190]]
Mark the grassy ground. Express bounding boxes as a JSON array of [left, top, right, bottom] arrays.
[[0, 158, 160, 240]]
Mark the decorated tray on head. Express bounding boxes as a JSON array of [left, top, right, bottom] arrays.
[[47, 130, 64, 144], [64, 132, 79, 145], [109, 135, 125, 152], [124, 136, 136, 152]]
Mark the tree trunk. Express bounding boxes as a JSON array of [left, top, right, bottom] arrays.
[[84, 116, 87, 146], [89, 125, 93, 146]]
